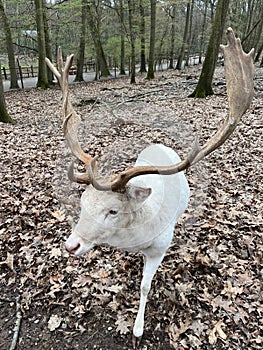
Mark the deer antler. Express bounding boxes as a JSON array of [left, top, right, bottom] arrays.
[[45, 49, 93, 180], [87, 28, 254, 191], [46, 28, 254, 192]]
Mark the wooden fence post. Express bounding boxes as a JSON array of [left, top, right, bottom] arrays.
[[2, 67, 8, 80], [16, 58, 24, 89]]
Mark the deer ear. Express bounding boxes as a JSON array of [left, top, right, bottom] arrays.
[[127, 185, 152, 203]]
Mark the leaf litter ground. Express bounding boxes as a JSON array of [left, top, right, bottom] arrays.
[[0, 66, 262, 350]]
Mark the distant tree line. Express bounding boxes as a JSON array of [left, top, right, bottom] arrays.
[[0, 0, 262, 123]]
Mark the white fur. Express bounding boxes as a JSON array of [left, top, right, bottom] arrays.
[[65, 144, 190, 338]]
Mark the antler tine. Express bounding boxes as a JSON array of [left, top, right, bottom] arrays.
[[57, 46, 64, 73], [45, 57, 62, 86], [89, 27, 254, 192], [46, 48, 93, 183], [60, 52, 93, 169]]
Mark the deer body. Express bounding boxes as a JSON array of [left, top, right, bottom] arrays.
[[66, 144, 190, 338]]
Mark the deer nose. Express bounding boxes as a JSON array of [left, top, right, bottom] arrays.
[[66, 242, 81, 254]]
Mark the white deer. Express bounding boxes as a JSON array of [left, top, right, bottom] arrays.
[[66, 143, 190, 341], [46, 28, 254, 347]]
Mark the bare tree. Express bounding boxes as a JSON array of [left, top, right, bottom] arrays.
[[185, 0, 195, 67], [139, 0, 147, 73], [189, 0, 230, 97], [0, 0, 19, 89], [168, 4, 176, 69], [86, 1, 111, 78], [242, 2, 263, 55], [0, 70, 15, 123], [176, 0, 191, 70], [199, 0, 209, 64], [146, 0, 157, 79], [43, 1, 53, 84], [75, 0, 87, 82], [128, 0, 136, 83], [34, 0, 49, 88], [119, 0, 126, 75]]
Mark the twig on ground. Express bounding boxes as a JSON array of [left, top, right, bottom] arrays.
[[0, 297, 12, 302], [9, 296, 22, 350]]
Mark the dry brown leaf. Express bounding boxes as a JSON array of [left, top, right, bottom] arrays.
[[208, 320, 227, 345], [0, 252, 14, 271], [115, 313, 131, 335]]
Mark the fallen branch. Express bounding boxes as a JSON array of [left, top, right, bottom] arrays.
[[9, 296, 22, 350]]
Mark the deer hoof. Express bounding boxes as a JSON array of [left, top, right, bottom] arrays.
[[132, 334, 142, 349]]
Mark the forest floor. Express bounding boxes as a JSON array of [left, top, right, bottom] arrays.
[[0, 65, 262, 350]]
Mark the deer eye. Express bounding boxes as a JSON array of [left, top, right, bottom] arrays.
[[108, 209, 118, 216]]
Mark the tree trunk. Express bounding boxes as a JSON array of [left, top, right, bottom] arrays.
[[34, 0, 49, 89], [139, 0, 147, 73], [119, 0, 126, 75], [128, 0, 136, 84], [155, 23, 169, 70], [199, 0, 208, 64], [43, 2, 53, 85], [0, 69, 15, 124], [189, 0, 230, 98], [146, 0, 156, 80], [243, 0, 255, 51], [97, 40, 111, 78], [242, 3, 263, 55], [0, 0, 19, 89], [209, 0, 216, 21], [255, 39, 263, 63], [86, 3, 110, 78], [168, 5, 176, 69], [185, 0, 195, 67], [176, 0, 191, 70], [75, 0, 87, 82], [253, 3, 263, 54]]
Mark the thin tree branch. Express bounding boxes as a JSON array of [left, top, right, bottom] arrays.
[[241, 19, 261, 45], [9, 296, 22, 350], [13, 42, 38, 53]]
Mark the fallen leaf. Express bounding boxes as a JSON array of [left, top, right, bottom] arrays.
[[0, 252, 14, 271], [208, 320, 227, 345], [50, 247, 62, 258], [115, 313, 131, 335], [48, 314, 62, 331], [51, 209, 66, 222]]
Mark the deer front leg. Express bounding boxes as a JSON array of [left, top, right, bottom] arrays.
[[132, 253, 165, 342]]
